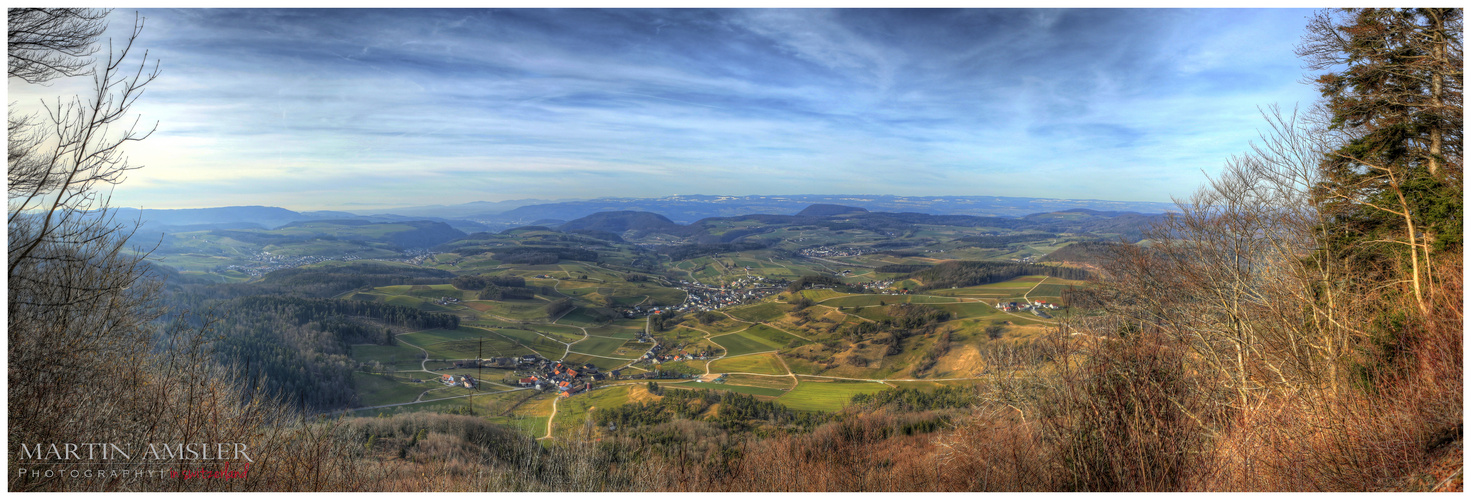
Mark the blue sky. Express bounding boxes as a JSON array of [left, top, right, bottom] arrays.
[[8, 8, 1324, 210]]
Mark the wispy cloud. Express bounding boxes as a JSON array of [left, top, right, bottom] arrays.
[[6, 8, 1322, 210]]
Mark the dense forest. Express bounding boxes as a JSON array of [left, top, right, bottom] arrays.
[[189, 295, 459, 411], [907, 261, 1090, 290], [593, 386, 831, 434], [256, 263, 455, 297]]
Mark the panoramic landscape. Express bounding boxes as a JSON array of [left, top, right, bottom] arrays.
[[8, 8, 1462, 492]]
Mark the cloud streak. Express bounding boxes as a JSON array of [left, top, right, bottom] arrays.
[[6, 8, 1322, 210]]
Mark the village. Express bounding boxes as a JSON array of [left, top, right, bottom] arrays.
[[798, 245, 877, 258], [995, 299, 1061, 318], [440, 354, 616, 398], [621, 276, 786, 317], [217, 251, 359, 277]]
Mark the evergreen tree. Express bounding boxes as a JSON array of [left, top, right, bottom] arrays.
[[1297, 8, 1462, 311]]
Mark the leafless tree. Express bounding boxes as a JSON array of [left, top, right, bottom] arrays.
[[7, 8, 110, 84]]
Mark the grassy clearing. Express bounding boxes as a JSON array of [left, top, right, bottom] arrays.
[[723, 374, 796, 390], [551, 385, 632, 438], [931, 302, 1004, 319], [423, 338, 529, 360], [799, 289, 846, 302], [350, 343, 426, 371], [672, 382, 786, 398], [535, 328, 584, 344], [708, 353, 787, 376], [571, 336, 632, 358], [555, 308, 610, 327], [1028, 283, 1078, 298], [586, 324, 640, 340], [651, 360, 704, 376], [399, 328, 490, 346], [820, 295, 907, 307], [742, 324, 807, 347], [353, 373, 429, 407], [462, 299, 551, 320], [491, 328, 566, 359], [725, 302, 791, 323], [560, 354, 630, 371], [401, 327, 533, 359], [535, 324, 587, 336], [710, 332, 775, 357], [776, 380, 888, 412]]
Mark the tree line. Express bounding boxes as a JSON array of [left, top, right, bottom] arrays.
[[593, 387, 830, 434], [908, 261, 1089, 290]]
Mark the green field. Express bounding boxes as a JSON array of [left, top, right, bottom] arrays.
[[534, 328, 584, 344], [350, 343, 426, 371], [399, 327, 492, 346], [551, 385, 633, 438], [674, 382, 787, 397], [352, 373, 428, 407], [491, 328, 567, 359], [708, 353, 788, 376], [1028, 283, 1078, 298], [710, 331, 777, 357], [586, 325, 641, 340], [462, 298, 552, 320], [724, 302, 791, 323], [931, 301, 1004, 319], [571, 335, 635, 358], [776, 380, 889, 412], [820, 295, 905, 307], [741, 324, 807, 347], [400, 327, 533, 359], [723, 374, 796, 390]]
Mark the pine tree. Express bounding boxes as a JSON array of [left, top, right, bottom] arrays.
[[1296, 8, 1463, 312]]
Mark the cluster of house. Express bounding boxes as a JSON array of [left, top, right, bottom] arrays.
[[621, 370, 697, 380], [798, 246, 876, 258], [995, 300, 1061, 314], [675, 279, 785, 313], [514, 358, 616, 398], [644, 350, 713, 363], [862, 279, 906, 294], [637, 342, 713, 364], [617, 279, 785, 317], [218, 252, 349, 277], [438, 373, 477, 389], [434, 296, 462, 306], [398, 248, 437, 266]]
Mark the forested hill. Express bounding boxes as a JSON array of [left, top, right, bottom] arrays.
[[908, 261, 1091, 290], [196, 295, 459, 411], [557, 211, 681, 233], [1041, 241, 1128, 266]]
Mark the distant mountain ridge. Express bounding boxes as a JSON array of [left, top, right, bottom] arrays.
[[460, 194, 1176, 228], [120, 195, 1177, 235], [796, 204, 869, 217], [558, 211, 679, 233], [531, 203, 1165, 244]]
